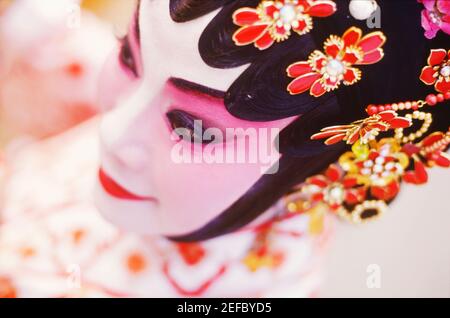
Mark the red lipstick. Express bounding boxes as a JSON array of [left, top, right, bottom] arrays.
[[99, 168, 156, 202]]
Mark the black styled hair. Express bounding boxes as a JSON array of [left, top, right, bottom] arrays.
[[166, 0, 449, 241]]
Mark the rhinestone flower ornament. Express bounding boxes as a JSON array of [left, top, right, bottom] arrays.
[[302, 164, 366, 212], [340, 139, 409, 187], [420, 49, 450, 93], [287, 26, 386, 96], [232, 0, 337, 50]]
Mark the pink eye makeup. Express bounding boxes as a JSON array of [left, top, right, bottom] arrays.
[[167, 109, 216, 145], [163, 78, 296, 152], [165, 78, 296, 132]]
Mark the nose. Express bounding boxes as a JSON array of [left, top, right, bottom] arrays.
[[98, 46, 137, 113], [99, 82, 157, 172]]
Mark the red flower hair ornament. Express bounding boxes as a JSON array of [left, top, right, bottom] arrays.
[[232, 0, 337, 50], [286, 26, 387, 97], [420, 48, 450, 93]]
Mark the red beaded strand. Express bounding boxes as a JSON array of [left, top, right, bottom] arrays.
[[366, 91, 450, 115]]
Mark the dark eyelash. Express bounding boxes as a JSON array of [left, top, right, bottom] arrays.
[[166, 110, 214, 145], [119, 35, 138, 77]]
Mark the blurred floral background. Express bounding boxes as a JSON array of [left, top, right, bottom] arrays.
[[0, 0, 135, 148]]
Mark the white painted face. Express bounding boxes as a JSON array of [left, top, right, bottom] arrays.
[[95, 0, 296, 236]]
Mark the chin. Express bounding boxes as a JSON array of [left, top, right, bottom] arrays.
[[93, 181, 217, 238], [93, 182, 162, 235]]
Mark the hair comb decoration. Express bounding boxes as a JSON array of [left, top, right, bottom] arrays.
[[287, 48, 450, 224], [232, 0, 337, 50], [420, 49, 450, 93], [311, 110, 412, 145], [286, 26, 386, 96]]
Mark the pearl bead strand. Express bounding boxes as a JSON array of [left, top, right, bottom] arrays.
[[394, 111, 433, 143]]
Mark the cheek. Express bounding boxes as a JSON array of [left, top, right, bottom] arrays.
[[98, 46, 138, 112], [159, 165, 263, 235], [154, 139, 277, 235]]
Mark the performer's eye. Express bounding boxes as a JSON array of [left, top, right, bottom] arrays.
[[167, 110, 215, 145], [119, 35, 138, 77]]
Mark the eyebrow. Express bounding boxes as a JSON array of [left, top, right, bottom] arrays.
[[169, 77, 226, 99], [133, 1, 141, 45]]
